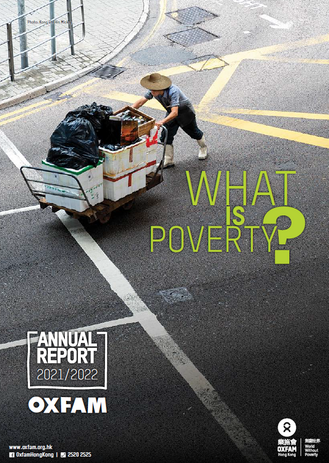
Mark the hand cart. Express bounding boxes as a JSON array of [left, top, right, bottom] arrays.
[[20, 127, 167, 224]]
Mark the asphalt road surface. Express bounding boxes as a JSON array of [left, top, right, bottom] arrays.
[[0, 0, 328, 462]]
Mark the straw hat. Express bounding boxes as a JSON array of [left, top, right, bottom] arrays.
[[140, 73, 172, 90]]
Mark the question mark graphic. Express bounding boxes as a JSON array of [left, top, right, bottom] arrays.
[[263, 206, 305, 264]]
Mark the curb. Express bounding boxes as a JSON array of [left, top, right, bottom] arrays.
[[0, 0, 150, 111]]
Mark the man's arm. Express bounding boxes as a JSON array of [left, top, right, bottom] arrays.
[[132, 97, 148, 109], [156, 106, 178, 127]]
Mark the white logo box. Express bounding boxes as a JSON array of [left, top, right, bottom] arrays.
[[100, 137, 147, 177], [41, 160, 104, 212], [103, 162, 147, 202]]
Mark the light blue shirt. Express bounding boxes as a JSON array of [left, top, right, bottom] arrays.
[[144, 84, 195, 126]]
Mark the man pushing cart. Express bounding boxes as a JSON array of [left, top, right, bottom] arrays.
[[132, 73, 208, 168]]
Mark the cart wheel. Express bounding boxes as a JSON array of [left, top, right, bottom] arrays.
[[78, 215, 90, 226], [99, 212, 112, 224], [122, 200, 135, 211]]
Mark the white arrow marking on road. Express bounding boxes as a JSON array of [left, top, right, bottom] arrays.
[[260, 14, 293, 29]]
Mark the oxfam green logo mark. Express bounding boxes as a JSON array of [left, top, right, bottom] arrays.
[[263, 207, 306, 264]]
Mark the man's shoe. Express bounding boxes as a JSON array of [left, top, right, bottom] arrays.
[[197, 135, 208, 160], [163, 144, 175, 168]]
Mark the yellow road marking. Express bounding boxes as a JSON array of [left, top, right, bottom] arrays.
[[154, 59, 227, 77], [89, 90, 329, 123], [194, 33, 329, 113], [0, 100, 66, 127], [0, 78, 99, 125], [61, 77, 99, 97], [202, 112, 329, 149], [218, 108, 329, 120], [117, 0, 167, 67], [222, 33, 329, 64], [0, 100, 50, 120], [152, 35, 329, 76], [186, 57, 227, 72], [148, 32, 328, 78], [95, 91, 329, 150], [1, 29, 329, 154], [102, 91, 165, 110], [197, 62, 241, 112], [250, 56, 329, 65], [3, 32, 328, 126], [153, 31, 329, 77], [159, 64, 194, 77]]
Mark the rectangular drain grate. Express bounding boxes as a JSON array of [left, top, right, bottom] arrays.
[[166, 7, 217, 26], [165, 28, 219, 47], [159, 287, 194, 304], [91, 64, 126, 79]]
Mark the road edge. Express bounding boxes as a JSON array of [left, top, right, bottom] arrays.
[[0, 0, 150, 111]]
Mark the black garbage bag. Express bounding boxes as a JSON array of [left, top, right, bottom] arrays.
[[46, 117, 99, 170], [65, 102, 113, 137]]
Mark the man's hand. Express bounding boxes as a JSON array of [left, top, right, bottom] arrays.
[[155, 107, 178, 128]]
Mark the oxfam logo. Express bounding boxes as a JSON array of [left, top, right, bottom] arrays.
[[278, 418, 297, 437]]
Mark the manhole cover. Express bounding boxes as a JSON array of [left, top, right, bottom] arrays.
[[182, 54, 227, 71], [165, 28, 220, 47], [91, 64, 126, 79], [132, 46, 196, 66], [159, 287, 193, 304], [166, 6, 217, 26]]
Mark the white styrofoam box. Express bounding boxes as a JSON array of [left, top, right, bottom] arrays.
[[41, 160, 104, 212], [146, 128, 158, 175], [100, 137, 147, 176], [146, 144, 157, 175], [103, 163, 146, 202]]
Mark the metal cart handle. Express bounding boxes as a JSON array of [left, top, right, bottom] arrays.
[[154, 125, 168, 180], [20, 165, 98, 217]]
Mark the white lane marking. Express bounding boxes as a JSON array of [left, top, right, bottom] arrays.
[[260, 14, 293, 29], [57, 210, 272, 463], [0, 316, 138, 351], [1, 133, 273, 463], [0, 129, 31, 169], [0, 130, 39, 217], [231, 0, 267, 11], [0, 205, 39, 216]]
